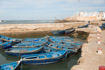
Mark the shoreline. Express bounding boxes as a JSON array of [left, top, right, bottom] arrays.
[[0, 22, 87, 34]]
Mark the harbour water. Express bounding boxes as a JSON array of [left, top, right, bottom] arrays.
[[0, 48, 81, 70], [0, 35, 86, 70], [0, 20, 55, 24]]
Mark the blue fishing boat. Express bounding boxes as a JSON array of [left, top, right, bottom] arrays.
[[0, 41, 3, 45], [13, 41, 47, 48], [48, 43, 78, 54], [99, 23, 105, 30], [78, 23, 89, 28], [65, 28, 75, 34], [0, 41, 13, 49], [0, 61, 21, 70], [43, 46, 58, 53], [0, 35, 22, 43], [23, 37, 48, 42], [64, 41, 83, 49], [21, 50, 67, 65], [48, 36, 74, 44], [52, 27, 75, 35], [5, 46, 44, 56], [52, 30, 65, 35]]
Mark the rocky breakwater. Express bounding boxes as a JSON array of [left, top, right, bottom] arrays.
[[71, 25, 105, 70]]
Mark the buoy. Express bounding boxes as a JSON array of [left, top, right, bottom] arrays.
[[99, 66, 105, 70], [97, 48, 102, 54]]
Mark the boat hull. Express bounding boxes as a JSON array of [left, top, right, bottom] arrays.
[[2, 45, 12, 49], [22, 52, 67, 65], [78, 24, 89, 28], [0, 62, 21, 70], [65, 28, 75, 34], [0, 44, 12, 49], [52, 30, 65, 35], [14, 62, 21, 70], [100, 23, 105, 30], [5, 47, 44, 56]]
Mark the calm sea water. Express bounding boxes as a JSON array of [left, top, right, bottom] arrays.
[[0, 49, 81, 70], [0, 20, 55, 24]]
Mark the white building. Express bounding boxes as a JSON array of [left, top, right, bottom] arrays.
[[75, 11, 105, 21]]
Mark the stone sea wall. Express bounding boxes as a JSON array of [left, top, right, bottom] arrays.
[[71, 26, 105, 70]]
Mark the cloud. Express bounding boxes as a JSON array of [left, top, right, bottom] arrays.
[[0, 0, 105, 20], [89, 0, 105, 5], [0, 0, 105, 9], [0, 0, 63, 9]]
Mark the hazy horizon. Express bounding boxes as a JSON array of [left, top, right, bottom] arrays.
[[0, 0, 105, 20]]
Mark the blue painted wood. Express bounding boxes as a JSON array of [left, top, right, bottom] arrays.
[[0, 61, 21, 70], [48, 36, 74, 44], [100, 23, 105, 29], [0, 41, 13, 49], [21, 50, 67, 65], [0, 35, 22, 42], [48, 41, 83, 54], [5, 46, 44, 56], [65, 28, 75, 34], [78, 23, 89, 28], [52, 30, 65, 35]]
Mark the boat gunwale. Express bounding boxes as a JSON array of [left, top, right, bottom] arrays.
[[5, 46, 44, 54], [22, 51, 67, 61]]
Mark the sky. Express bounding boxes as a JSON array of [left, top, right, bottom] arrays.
[[0, 0, 105, 20]]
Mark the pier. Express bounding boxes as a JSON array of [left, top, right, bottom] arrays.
[[71, 25, 105, 70]]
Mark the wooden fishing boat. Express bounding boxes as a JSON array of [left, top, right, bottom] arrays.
[[23, 37, 47, 43], [78, 23, 89, 28], [0, 61, 21, 70], [65, 28, 75, 34], [0, 41, 13, 49], [13, 41, 47, 48], [0, 35, 22, 43], [100, 23, 105, 30], [48, 43, 78, 54], [48, 36, 74, 44], [21, 50, 67, 65], [43, 46, 58, 53], [52, 30, 65, 35], [52, 27, 75, 35], [5, 46, 44, 56], [64, 41, 83, 49]]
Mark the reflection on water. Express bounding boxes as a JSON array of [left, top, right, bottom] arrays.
[[0, 35, 83, 70], [22, 53, 81, 70], [0, 49, 20, 64], [0, 48, 81, 70]]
